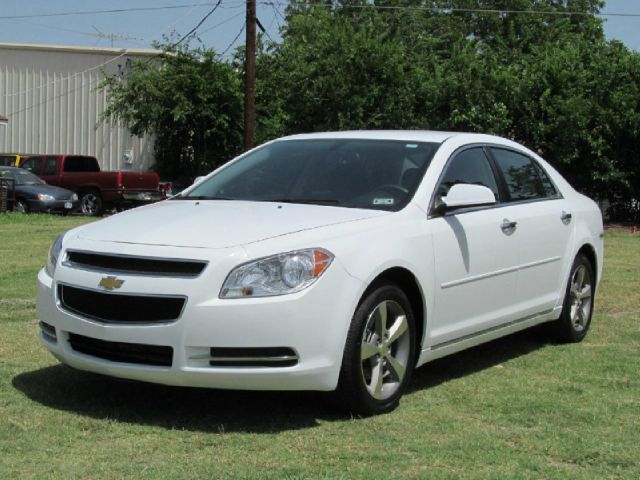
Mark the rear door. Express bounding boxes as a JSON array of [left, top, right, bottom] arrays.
[[428, 147, 520, 345], [488, 147, 574, 316]]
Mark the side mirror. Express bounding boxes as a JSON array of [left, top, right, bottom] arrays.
[[438, 183, 496, 213], [193, 175, 206, 186]]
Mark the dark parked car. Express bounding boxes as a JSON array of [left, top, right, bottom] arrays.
[[20, 154, 161, 216], [0, 166, 79, 214]]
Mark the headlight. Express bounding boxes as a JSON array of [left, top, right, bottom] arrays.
[[70, 193, 78, 201], [45, 233, 65, 277], [37, 194, 55, 201], [220, 248, 334, 298]]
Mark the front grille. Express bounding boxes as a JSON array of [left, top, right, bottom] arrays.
[[58, 284, 185, 324], [209, 347, 298, 367], [68, 333, 173, 367], [65, 250, 207, 277]]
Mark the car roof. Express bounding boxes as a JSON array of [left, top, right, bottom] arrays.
[[276, 130, 515, 144], [278, 130, 456, 143]]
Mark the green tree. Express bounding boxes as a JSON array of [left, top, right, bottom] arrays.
[[256, 0, 640, 211], [100, 44, 243, 182]]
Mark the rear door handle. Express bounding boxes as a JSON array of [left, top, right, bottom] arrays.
[[500, 219, 517, 235], [561, 211, 572, 224]]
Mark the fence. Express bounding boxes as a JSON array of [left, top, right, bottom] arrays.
[[0, 177, 15, 213]]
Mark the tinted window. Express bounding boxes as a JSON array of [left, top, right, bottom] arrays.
[[183, 139, 439, 211], [43, 157, 58, 175], [0, 156, 16, 166], [21, 157, 42, 173], [491, 148, 546, 201], [63, 156, 100, 173], [437, 148, 499, 199], [533, 161, 558, 197]]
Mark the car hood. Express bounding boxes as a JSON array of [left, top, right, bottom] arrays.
[[77, 200, 389, 249], [17, 184, 75, 199]]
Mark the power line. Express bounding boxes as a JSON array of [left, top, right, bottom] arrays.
[[170, 0, 224, 48], [0, 3, 244, 20], [259, 1, 640, 18], [220, 25, 245, 56], [199, 11, 245, 35], [256, 17, 275, 43]]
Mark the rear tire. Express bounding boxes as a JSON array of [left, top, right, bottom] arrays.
[[549, 254, 595, 343], [79, 190, 103, 216], [333, 283, 416, 416]]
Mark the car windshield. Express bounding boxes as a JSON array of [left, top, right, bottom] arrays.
[[180, 139, 439, 211], [0, 168, 45, 185]]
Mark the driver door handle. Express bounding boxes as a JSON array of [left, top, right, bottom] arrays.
[[501, 219, 517, 235]]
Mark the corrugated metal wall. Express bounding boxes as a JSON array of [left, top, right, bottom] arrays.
[[0, 44, 157, 171]]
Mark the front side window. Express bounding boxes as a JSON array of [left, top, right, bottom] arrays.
[[491, 148, 547, 201], [437, 147, 499, 199], [181, 139, 439, 211], [21, 157, 42, 173]]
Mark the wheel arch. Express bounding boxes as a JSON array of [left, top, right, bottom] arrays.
[[77, 185, 102, 196], [577, 242, 598, 288], [359, 266, 426, 362]]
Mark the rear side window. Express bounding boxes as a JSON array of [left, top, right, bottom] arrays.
[[491, 148, 547, 201], [21, 157, 42, 174], [64, 156, 100, 173], [437, 147, 499, 199], [43, 157, 58, 175]]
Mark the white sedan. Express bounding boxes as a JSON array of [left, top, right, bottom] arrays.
[[36, 131, 603, 415]]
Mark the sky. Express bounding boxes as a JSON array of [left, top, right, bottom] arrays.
[[0, 0, 637, 55]]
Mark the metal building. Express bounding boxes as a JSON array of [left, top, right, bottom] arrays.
[[0, 42, 160, 171]]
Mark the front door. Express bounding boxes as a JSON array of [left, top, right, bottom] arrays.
[[429, 147, 520, 346]]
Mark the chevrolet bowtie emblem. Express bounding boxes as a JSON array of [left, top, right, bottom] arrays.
[[98, 276, 124, 291]]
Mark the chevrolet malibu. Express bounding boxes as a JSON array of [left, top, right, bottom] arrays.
[[36, 131, 603, 415]]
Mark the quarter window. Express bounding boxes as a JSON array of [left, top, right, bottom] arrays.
[[491, 148, 546, 201], [437, 147, 499, 199], [533, 162, 558, 197]]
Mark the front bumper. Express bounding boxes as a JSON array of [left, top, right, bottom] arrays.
[[36, 246, 362, 391], [29, 199, 79, 213], [121, 191, 164, 202]]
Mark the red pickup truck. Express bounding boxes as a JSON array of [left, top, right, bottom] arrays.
[[20, 155, 162, 215]]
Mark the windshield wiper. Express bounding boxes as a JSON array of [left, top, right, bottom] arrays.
[[268, 198, 341, 205]]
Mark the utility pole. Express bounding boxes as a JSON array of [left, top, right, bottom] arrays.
[[244, 0, 256, 151]]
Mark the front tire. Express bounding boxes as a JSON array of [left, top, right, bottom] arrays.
[[334, 283, 416, 416], [550, 254, 595, 343], [14, 198, 29, 213], [80, 190, 103, 216]]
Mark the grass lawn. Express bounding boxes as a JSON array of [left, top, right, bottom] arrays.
[[0, 213, 638, 479]]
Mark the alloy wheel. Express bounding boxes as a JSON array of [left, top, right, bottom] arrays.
[[360, 300, 411, 400], [81, 193, 99, 215], [569, 264, 592, 332]]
